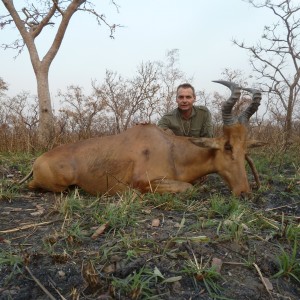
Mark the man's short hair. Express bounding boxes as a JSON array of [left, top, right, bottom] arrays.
[[177, 83, 196, 97]]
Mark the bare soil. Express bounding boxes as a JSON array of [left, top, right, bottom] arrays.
[[0, 163, 300, 300]]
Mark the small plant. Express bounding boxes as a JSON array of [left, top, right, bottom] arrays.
[[66, 220, 87, 242], [95, 239, 122, 263], [111, 267, 162, 299], [143, 187, 201, 212], [284, 223, 300, 244], [0, 248, 23, 285], [209, 194, 242, 218], [58, 189, 83, 216], [0, 249, 23, 267], [209, 195, 250, 242], [273, 240, 300, 283], [219, 210, 249, 242], [95, 231, 157, 265], [241, 253, 257, 268], [117, 231, 157, 254], [182, 253, 223, 298], [94, 191, 141, 229], [200, 218, 219, 229], [42, 238, 56, 255], [143, 192, 185, 211], [277, 214, 300, 244], [126, 249, 138, 260], [0, 183, 22, 201]]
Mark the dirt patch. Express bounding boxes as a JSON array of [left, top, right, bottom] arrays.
[[1, 167, 300, 300]]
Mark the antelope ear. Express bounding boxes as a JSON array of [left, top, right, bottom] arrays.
[[189, 138, 221, 150], [247, 140, 267, 148]]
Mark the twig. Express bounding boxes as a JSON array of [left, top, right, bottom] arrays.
[[48, 276, 67, 300], [0, 220, 60, 234], [253, 263, 273, 298], [265, 203, 299, 211], [25, 266, 56, 300], [255, 214, 279, 230], [61, 213, 68, 231], [222, 261, 247, 265]]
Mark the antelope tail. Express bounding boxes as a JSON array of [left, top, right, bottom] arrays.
[[18, 169, 33, 185]]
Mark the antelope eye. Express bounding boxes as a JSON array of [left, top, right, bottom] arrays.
[[224, 143, 232, 151]]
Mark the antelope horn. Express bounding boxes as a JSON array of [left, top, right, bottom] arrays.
[[213, 80, 241, 126], [245, 154, 260, 189], [238, 87, 262, 124]]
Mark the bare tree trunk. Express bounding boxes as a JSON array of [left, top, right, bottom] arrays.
[[284, 100, 293, 149], [36, 69, 55, 147]]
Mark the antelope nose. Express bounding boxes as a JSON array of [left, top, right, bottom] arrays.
[[239, 191, 251, 199], [232, 186, 251, 197]]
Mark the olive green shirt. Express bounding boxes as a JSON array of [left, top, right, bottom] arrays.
[[157, 106, 213, 138]]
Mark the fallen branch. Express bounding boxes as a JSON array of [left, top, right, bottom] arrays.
[[48, 277, 67, 300], [25, 266, 56, 300], [0, 220, 60, 234], [265, 202, 300, 211]]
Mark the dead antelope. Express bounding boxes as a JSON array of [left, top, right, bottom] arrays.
[[22, 81, 263, 196]]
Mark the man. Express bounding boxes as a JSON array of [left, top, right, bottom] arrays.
[[157, 83, 213, 138], [158, 83, 213, 185]]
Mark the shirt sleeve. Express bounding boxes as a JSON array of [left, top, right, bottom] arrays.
[[200, 110, 214, 138], [157, 115, 171, 129]]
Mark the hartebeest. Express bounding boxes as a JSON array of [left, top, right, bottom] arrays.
[[23, 81, 262, 196]]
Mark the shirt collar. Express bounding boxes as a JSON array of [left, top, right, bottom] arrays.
[[177, 106, 196, 120]]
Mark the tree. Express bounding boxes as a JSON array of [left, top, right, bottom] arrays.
[[156, 49, 188, 117], [0, 77, 8, 97], [0, 91, 39, 151], [58, 85, 106, 139], [93, 63, 160, 134], [0, 0, 119, 147], [92, 70, 129, 134], [234, 0, 300, 147]]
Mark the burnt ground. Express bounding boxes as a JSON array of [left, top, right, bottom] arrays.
[[0, 162, 300, 300]]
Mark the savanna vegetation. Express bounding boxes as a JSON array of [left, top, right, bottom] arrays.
[[1, 0, 300, 299], [0, 61, 300, 298], [0, 145, 299, 299]]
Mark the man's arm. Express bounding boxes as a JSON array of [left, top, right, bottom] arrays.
[[157, 115, 170, 129], [157, 116, 175, 135], [201, 110, 214, 138]]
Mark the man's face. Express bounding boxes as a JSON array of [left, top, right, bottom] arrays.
[[176, 87, 196, 111]]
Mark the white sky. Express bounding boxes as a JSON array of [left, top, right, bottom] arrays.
[[0, 0, 275, 107]]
